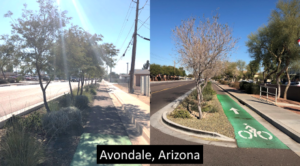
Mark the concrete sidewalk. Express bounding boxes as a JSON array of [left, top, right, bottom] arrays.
[[104, 80, 150, 145], [215, 83, 300, 144], [71, 82, 135, 165]]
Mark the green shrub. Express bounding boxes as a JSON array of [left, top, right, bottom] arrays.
[[244, 83, 252, 93], [74, 95, 89, 109], [251, 84, 260, 94], [48, 100, 60, 111], [22, 112, 43, 133], [4, 115, 22, 128], [8, 78, 15, 83], [203, 94, 213, 101], [84, 86, 89, 92], [1, 119, 44, 166], [58, 94, 73, 108], [191, 89, 198, 100], [42, 106, 82, 136], [0, 78, 8, 84], [16, 77, 20, 83], [90, 88, 97, 95], [171, 109, 191, 119]]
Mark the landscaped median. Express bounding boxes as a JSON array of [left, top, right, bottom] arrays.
[[0, 83, 99, 166], [165, 82, 235, 142]]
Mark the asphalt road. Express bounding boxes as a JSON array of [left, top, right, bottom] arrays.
[[150, 82, 300, 165], [0, 81, 85, 117]]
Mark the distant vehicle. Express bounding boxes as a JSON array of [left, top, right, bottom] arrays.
[[54, 77, 59, 80], [71, 77, 79, 82], [25, 76, 32, 80], [42, 76, 50, 81], [285, 81, 300, 86], [32, 76, 39, 81]]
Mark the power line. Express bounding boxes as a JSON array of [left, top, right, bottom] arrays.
[[115, 1, 133, 45], [119, 22, 134, 52], [138, 20, 150, 29], [138, 16, 150, 31], [137, 33, 150, 41]]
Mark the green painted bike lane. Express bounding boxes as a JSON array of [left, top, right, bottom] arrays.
[[217, 94, 288, 149], [70, 133, 140, 166]]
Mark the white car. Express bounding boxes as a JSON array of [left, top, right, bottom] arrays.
[[285, 81, 300, 86]]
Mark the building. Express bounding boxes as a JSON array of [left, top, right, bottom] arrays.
[[129, 69, 150, 86]]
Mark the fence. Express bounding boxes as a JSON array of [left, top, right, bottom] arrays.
[[260, 85, 277, 104]]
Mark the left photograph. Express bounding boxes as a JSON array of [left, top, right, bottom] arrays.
[[0, 0, 150, 165]]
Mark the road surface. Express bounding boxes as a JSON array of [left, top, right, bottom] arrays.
[[150, 81, 300, 165], [0, 81, 86, 117]]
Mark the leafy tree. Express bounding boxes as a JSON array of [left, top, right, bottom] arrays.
[[247, 0, 300, 99], [246, 60, 260, 80], [5, 0, 72, 112], [236, 60, 246, 79], [150, 63, 161, 77], [143, 60, 150, 69]]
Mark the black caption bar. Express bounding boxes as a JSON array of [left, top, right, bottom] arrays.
[[97, 145, 203, 164]]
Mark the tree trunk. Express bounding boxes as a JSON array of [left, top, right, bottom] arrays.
[[1, 68, 6, 79], [80, 75, 84, 95], [196, 80, 203, 120], [77, 78, 80, 96], [36, 63, 50, 113], [69, 75, 73, 99], [284, 68, 290, 100]]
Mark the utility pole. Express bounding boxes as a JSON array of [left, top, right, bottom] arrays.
[[127, 62, 129, 74], [129, 0, 139, 93]]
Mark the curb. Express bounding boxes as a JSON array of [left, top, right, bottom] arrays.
[[104, 82, 150, 144], [160, 87, 236, 142], [0, 93, 66, 128], [215, 82, 300, 144]]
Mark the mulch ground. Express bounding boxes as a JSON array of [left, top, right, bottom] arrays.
[[167, 95, 235, 139]]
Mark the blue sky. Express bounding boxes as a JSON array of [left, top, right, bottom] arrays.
[[150, 0, 278, 74], [0, 0, 150, 74]]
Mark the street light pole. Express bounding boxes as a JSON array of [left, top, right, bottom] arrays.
[[129, 0, 139, 93]]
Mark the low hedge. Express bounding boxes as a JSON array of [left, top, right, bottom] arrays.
[[239, 82, 260, 94]]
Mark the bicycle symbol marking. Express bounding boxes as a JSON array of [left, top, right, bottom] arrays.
[[238, 123, 273, 140]]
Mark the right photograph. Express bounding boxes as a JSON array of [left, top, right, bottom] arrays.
[[150, 0, 300, 165]]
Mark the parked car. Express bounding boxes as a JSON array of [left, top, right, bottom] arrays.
[[71, 77, 79, 82], [285, 81, 300, 86], [42, 76, 50, 81], [31, 76, 39, 81], [25, 76, 32, 80], [54, 77, 59, 80]]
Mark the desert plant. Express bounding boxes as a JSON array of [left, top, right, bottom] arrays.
[[1, 119, 44, 166], [42, 106, 82, 136], [58, 94, 73, 108], [22, 112, 43, 133], [74, 95, 89, 109], [171, 109, 192, 119], [203, 94, 213, 101], [48, 100, 60, 111], [90, 88, 97, 95]]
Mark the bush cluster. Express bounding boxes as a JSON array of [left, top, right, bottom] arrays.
[[58, 94, 73, 108], [74, 95, 89, 109], [229, 82, 240, 89], [42, 106, 82, 136], [239, 82, 260, 94], [170, 109, 192, 119], [0, 79, 8, 84], [219, 80, 229, 85]]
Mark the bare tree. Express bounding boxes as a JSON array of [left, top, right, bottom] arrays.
[[172, 13, 238, 119]]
